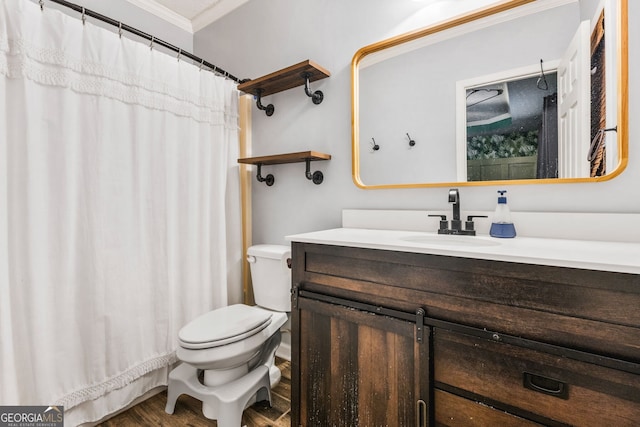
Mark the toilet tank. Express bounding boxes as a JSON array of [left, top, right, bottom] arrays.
[[247, 244, 291, 312]]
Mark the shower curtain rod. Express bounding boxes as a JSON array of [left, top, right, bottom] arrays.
[[44, 0, 242, 83]]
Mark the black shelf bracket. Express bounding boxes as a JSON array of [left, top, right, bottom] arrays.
[[254, 160, 326, 186], [305, 159, 324, 184], [240, 152, 330, 187], [255, 88, 274, 116], [255, 164, 274, 186], [302, 72, 324, 105]]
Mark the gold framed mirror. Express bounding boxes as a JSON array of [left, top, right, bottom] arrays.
[[351, 0, 628, 189]]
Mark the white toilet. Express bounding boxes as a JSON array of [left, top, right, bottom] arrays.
[[165, 244, 291, 426]]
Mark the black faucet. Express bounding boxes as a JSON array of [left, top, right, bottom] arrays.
[[448, 189, 462, 232], [428, 188, 487, 236]]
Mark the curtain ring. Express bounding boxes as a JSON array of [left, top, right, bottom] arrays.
[[177, 48, 181, 62], [81, 7, 86, 25], [199, 59, 205, 71], [118, 22, 123, 39], [39, 0, 44, 11], [149, 36, 154, 50]]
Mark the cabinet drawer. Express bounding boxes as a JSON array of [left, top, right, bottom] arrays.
[[434, 329, 640, 426], [435, 390, 543, 427]]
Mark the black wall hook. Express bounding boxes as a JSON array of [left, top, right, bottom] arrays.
[[302, 72, 324, 105], [255, 88, 274, 116], [371, 138, 380, 152], [406, 133, 416, 147], [537, 59, 549, 90], [588, 126, 618, 161]]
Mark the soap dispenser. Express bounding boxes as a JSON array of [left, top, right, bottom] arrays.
[[490, 190, 516, 238]]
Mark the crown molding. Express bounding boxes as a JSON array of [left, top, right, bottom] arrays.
[[192, 0, 249, 32], [124, 0, 194, 33]]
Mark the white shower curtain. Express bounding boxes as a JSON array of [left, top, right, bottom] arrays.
[[0, 1, 241, 425]]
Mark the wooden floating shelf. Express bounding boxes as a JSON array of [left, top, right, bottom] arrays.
[[238, 151, 331, 186], [238, 151, 331, 165], [238, 60, 330, 97], [237, 60, 330, 116]]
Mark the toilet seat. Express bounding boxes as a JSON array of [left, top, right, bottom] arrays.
[[179, 304, 272, 350]]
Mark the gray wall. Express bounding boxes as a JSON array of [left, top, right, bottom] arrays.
[[195, 0, 639, 246]]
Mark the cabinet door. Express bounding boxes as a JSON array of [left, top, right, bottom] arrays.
[[292, 295, 430, 427]]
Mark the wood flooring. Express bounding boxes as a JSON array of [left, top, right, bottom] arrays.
[[98, 358, 291, 427]]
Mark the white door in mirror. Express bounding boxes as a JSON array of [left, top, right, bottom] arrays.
[[558, 20, 591, 178]]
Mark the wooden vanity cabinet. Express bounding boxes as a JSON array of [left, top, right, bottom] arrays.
[[290, 242, 640, 427]]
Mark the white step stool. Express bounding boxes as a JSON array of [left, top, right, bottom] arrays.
[[165, 362, 271, 427]]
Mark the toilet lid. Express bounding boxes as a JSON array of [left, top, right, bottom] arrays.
[[178, 304, 272, 350]]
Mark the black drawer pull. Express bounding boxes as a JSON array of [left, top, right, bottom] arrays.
[[523, 372, 569, 400]]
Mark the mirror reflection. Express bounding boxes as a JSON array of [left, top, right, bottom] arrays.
[[464, 72, 559, 181], [352, 0, 627, 188]]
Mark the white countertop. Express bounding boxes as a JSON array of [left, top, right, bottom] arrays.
[[287, 228, 640, 274]]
